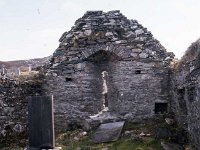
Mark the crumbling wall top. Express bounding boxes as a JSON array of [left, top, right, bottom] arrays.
[[51, 10, 174, 66]]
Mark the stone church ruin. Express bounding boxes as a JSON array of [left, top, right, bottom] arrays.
[[1, 10, 200, 148], [45, 10, 174, 128]]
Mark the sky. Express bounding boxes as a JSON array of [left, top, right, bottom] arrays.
[[1, 0, 200, 61]]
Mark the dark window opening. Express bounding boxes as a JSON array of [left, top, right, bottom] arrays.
[[102, 71, 108, 110], [177, 88, 188, 115], [66, 77, 72, 82], [188, 86, 195, 103], [155, 103, 168, 114], [135, 70, 141, 74], [104, 93, 108, 107]]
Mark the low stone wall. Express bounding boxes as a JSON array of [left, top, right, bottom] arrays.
[[0, 74, 44, 146]]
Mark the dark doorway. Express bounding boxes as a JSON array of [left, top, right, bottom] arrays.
[[155, 103, 168, 114]]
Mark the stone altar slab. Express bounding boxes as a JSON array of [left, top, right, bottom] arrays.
[[91, 121, 125, 143]]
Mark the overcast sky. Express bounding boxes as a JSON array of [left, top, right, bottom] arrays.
[[0, 0, 200, 61]]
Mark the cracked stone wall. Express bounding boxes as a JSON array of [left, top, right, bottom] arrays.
[[172, 39, 200, 149], [45, 10, 174, 130]]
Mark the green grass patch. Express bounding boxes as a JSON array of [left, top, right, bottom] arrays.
[[59, 136, 163, 150]]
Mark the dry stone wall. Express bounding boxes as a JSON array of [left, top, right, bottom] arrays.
[[0, 74, 44, 145]]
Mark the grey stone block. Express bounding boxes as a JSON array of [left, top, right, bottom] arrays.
[[91, 121, 125, 143]]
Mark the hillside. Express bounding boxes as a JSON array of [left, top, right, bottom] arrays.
[[0, 56, 51, 69]]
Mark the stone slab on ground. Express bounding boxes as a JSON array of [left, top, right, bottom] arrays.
[[154, 127, 172, 139], [91, 121, 125, 143]]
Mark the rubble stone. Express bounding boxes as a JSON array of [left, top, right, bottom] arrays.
[[139, 53, 149, 59]]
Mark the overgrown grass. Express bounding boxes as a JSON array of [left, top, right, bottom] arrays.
[[1, 120, 192, 150], [60, 137, 163, 150], [56, 121, 164, 150]]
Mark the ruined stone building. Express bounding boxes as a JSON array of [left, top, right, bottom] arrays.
[[45, 10, 174, 128], [1, 10, 200, 149]]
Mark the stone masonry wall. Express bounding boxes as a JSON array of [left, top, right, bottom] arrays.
[[173, 39, 200, 149], [45, 59, 172, 130], [0, 74, 44, 146], [45, 10, 174, 130]]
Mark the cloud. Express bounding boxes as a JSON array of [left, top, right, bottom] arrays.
[[28, 28, 64, 39], [60, 0, 87, 14], [0, 0, 6, 6], [0, 27, 66, 61]]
